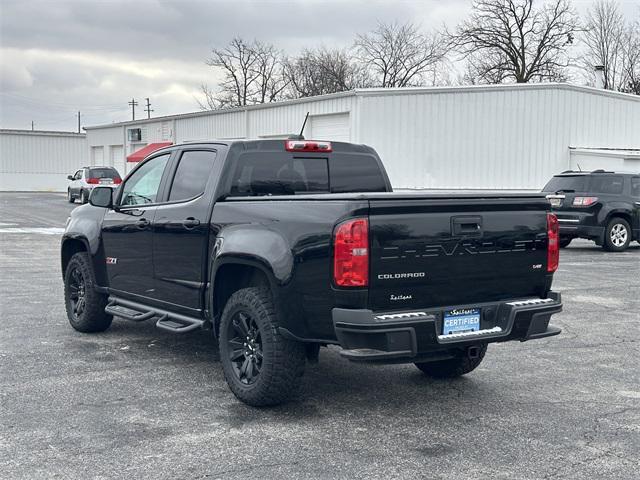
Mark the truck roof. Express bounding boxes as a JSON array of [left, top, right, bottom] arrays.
[[153, 139, 376, 155]]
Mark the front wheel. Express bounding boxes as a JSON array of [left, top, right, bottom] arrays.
[[603, 217, 631, 252], [64, 252, 112, 332], [219, 287, 306, 406], [415, 344, 487, 378]]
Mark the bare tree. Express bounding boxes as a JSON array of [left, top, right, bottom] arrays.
[[621, 19, 640, 94], [284, 47, 369, 98], [355, 21, 446, 88], [581, 1, 625, 90], [451, 0, 579, 84], [198, 37, 287, 110], [254, 42, 289, 103]]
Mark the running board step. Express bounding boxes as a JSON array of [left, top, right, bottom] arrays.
[[105, 302, 155, 322], [105, 297, 205, 334], [156, 317, 203, 333]]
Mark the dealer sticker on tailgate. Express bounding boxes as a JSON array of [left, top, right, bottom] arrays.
[[443, 308, 480, 335]]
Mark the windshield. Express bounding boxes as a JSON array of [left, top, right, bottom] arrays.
[[542, 175, 588, 193]]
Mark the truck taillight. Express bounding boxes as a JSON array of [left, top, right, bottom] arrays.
[[547, 213, 559, 273], [86, 178, 99, 184], [572, 196, 598, 207], [285, 140, 332, 153], [333, 218, 369, 287]]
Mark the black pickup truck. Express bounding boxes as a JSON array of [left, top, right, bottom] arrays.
[[61, 139, 562, 406]]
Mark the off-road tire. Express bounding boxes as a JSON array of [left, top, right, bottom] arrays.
[[559, 237, 572, 248], [67, 189, 75, 203], [80, 190, 89, 204], [64, 252, 112, 333], [415, 344, 487, 378], [219, 287, 306, 406], [603, 217, 631, 252]]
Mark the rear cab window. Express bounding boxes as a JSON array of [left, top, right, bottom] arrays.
[[228, 151, 387, 197]]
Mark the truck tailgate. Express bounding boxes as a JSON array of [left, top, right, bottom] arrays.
[[368, 196, 551, 311]]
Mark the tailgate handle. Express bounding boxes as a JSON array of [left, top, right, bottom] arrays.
[[451, 216, 482, 236]]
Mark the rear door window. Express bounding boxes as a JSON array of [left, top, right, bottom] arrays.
[[590, 176, 624, 194], [168, 150, 217, 202], [630, 177, 640, 197], [543, 176, 588, 192]]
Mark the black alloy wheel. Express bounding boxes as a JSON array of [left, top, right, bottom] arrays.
[[67, 266, 87, 321], [227, 311, 264, 385]]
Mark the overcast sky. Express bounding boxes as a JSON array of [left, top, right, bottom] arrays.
[[0, 0, 637, 132]]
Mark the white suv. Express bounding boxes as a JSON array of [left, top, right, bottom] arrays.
[[67, 166, 122, 204]]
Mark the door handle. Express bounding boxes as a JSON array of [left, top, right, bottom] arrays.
[[182, 217, 201, 229], [136, 218, 150, 229]]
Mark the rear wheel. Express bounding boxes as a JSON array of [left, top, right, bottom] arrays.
[[415, 344, 487, 378], [64, 252, 112, 333], [80, 189, 89, 204], [603, 217, 631, 252], [67, 189, 75, 203], [559, 237, 572, 248], [219, 287, 306, 406]]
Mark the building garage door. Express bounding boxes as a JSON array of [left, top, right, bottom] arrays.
[[110, 145, 125, 178], [309, 113, 350, 142], [91, 146, 104, 166]]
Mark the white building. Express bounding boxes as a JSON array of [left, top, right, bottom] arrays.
[[24, 83, 640, 192], [0, 129, 88, 191]]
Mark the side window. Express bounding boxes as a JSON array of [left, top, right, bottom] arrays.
[[74, 170, 82, 180], [590, 175, 624, 194], [168, 150, 217, 202], [120, 153, 171, 206], [631, 177, 640, 197]]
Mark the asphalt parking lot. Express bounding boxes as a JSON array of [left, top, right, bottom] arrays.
[[1, 192, 639, 480]]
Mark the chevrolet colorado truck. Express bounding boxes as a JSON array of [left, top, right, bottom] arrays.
[[61, 139, 563, 406]]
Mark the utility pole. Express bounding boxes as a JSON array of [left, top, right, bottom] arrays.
[[144, 98, 153, 119], [77, 111, 81, 133], [31, 121, 34, 131], [128, 98, 138, 121]]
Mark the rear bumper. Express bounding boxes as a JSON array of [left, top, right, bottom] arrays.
[[559, 222, 604, 239], [332, 292, 562, 362], [556, 213, 603, 241]]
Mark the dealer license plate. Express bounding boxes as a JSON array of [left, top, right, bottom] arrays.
[[443, 308, 480, 335]]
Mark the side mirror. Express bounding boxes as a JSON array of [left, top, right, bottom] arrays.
[[89, 186, 113, 208], [67, 175, 74, 180]]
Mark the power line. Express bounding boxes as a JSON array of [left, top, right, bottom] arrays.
[[144, 97, 154, 119], [128, 98, 138, 121], [0, 92, 125, 110]]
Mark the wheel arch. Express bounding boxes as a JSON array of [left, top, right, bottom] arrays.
[[61, 235, 90, 279], [208, 256, 277, 338], [61, 234, 109, 286], [605, 210, 632, 226]]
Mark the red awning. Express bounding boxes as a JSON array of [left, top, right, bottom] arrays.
[[126, 142, 173, 162]]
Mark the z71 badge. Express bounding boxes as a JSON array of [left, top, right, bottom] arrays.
[[106, 257, 117, 265]]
